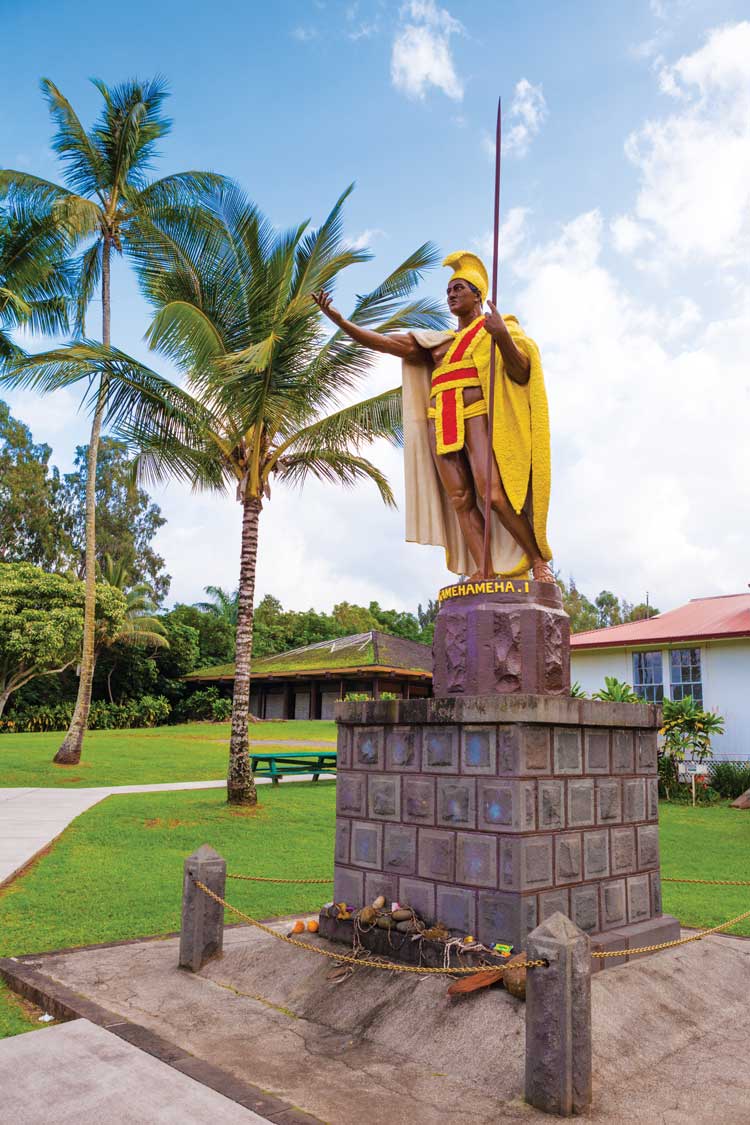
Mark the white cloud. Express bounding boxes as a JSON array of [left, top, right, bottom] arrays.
[[504, 79, 547, 158], [291, 26, 318, 42], [349, 228, 386, 250], [391, 0, 464, 101], [508, 205, 750, 609], [610, 214, 652, 255], [474, 206, 530, 267], [623, 22, 750, 264]]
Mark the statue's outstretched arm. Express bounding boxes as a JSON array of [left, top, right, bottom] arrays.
[[312, 290, 423, 360]]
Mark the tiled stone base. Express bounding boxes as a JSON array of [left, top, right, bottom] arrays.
[[333, 695, 672, 960]]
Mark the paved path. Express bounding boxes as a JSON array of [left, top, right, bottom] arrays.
[[0, 1018, 266, 1124], [0, 774, 326, 887]]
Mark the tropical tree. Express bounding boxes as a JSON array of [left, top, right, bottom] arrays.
[[95, 555, 168, 702], [129, 184, 445, 802], [0, 189, 70, 364], [195, 585, 239, 627], [38, 184, 441, 802], [0, 562, 126, 717], [0, 77, 222, 764]]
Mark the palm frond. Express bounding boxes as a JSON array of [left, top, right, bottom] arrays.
[[40, 78, 106, 199], [267, 388, 403, 475], [73, 241, 103, 335], [275, 449, 396, 507], [349, 242, 443, 327], [145, 300, 225, 370]]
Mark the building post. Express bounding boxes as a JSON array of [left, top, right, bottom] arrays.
[[525, 911, 592, 1116], [179, 845, 227, 972]]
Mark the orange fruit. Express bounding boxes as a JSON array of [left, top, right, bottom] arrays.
[[307, 919, 319, 933], [291, 920, 305, 934]]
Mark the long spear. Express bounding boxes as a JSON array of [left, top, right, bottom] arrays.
[[482, 97, 502, 579]]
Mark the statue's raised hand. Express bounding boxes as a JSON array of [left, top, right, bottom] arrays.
[[312, 290, 343, 326]]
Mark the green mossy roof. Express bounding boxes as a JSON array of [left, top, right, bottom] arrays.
[[185, 631, 432, 681]]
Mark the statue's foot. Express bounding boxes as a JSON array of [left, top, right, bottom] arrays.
[[468, 569, 486, 582], [531, 559, 556, 584]]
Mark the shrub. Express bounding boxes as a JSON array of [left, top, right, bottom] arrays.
[[570, 681, 587, 699], [0, 695, 171, 733], [707, 760, 750, 800], [343, 691, 398, 702], [171, 686, 232, 723], [592, 677, 643, 704]]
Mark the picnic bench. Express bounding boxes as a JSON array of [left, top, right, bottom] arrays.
[[250, 750, 337, 783]]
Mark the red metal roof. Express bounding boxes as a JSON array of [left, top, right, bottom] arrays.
[[571, 593, 750, 650]]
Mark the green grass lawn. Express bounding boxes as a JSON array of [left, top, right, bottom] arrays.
[[3, 793, 750, 1039], [658, 802, 750, 930], [0, 720, 337, 788]]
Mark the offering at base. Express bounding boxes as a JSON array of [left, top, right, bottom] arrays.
[[318, 891, 522, 990]]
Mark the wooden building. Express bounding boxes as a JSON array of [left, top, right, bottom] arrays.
[[184, 631, 433, 720]]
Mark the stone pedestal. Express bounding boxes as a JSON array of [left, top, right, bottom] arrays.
[[332, 695, 679, 962], [433, 579, 570, 697]]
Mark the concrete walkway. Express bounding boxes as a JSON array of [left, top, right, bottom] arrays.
[[0, 1018, 266, 1124], [0, 774, 326, 886]]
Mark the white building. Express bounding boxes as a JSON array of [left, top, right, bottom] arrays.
[[570, 594, 750, 760]]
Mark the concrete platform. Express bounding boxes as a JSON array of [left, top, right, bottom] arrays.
[[0, 1017, 267, 1123], [3, 922, 750, 1123]]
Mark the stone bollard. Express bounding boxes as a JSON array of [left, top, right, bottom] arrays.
[[178, 844, 227, 972], [525, 911, 592, 1117]]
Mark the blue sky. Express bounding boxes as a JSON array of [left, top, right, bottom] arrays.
[[3, 0, 750, 615]]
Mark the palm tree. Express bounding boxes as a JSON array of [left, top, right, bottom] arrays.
[[0, 76, 222, 764], [96, 554, 168, 702], [21, 184, 446, 802], [0, 190, 71, 363], [195, 585, 239, 627], [130, 183, 446, 803]]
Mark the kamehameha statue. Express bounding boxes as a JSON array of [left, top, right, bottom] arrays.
[[314, 251, 554, 584]]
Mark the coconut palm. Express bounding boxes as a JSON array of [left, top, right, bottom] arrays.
[[96, 554, 168, 702], [195, 585, 239, 627], [130, 183, 446, 803], [0, 76, 222, 764], [0, 191, 71, 363], [15, 184, 447, 802]]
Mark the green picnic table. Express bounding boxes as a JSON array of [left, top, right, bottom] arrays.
[[250, 750, 337, 783]]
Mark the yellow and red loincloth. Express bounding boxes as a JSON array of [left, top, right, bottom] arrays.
[[428, 315, 488, 454]]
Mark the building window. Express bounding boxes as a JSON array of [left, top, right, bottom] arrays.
[[670, 648, 703, 705], [632, 651, 663, 703]]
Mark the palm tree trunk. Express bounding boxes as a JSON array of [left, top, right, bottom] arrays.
[[227, 494, 261, 805], [54, 239, 111, 765]]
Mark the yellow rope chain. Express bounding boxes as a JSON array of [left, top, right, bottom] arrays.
[[227, 873, 333, 884], [193, 879, 546, 975], [591, 905, 750, 958], [662, 877, 750, 886], [212, 872, 750, 963]]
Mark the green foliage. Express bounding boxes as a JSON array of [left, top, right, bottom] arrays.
[[194, 585, 238, 626], [61, 440, 170, 600], [592, 676, 643, 704], [0, 401, 73, 569], [251, 593, 432, 660], [660, 696, 725, 764], [172, 686, 232, 724], [556, 575, 659, 633], [0, 189, 71, 363], [0, 562, 126, 713], [155, 620, 200, 680], [168, 604, 234, 666], [570, 681, 588, 699], [0, 694, 171, 733], [707, 761, 750, 800], [344, 691, 398, 702]]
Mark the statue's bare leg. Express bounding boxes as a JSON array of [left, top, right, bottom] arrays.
[[464, 410, 555, 583], [427, 418, 487, 577]]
